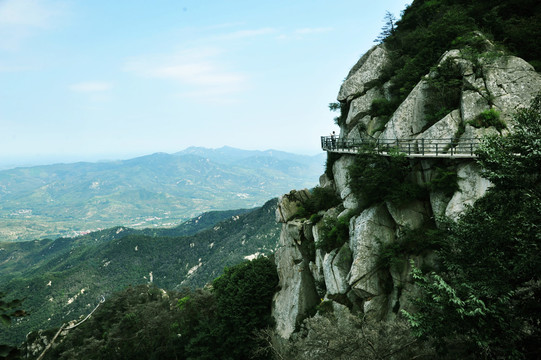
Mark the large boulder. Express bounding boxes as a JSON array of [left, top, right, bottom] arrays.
[[273, 222, 319, 339], [445, 162, 492, 220], [348, 205, 395, 298], [461, 89, 490, 123], [483, 55, 541, 124], [345, 87, 383, 126], [416, 109, 461, 141], [459, 123, 500, 142], [323, 243, 352, 295], [386, 200, 429, 230], [379, 80, 431, 139], [338, 45, 390, 102], [276, 189, 311, 223], [332, 156, 359, 210]]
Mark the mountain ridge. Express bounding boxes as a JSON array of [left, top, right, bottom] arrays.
[[0, 147, 324, 242]]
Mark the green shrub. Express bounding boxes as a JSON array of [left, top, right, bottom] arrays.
[[177, 296, 190, 309], [426, 167, 460, 197], [329, 101, 349, 127], [370, 98, 400, 121], [295, 186, 341, 219], [424, 59, 463, 127], [212, 257, 278, 360], [468, 108, 506, 130], [317, 215, 351, 253], [309, 213, 324, 224], [348, 150, 425, 207], [377, 224, 445, 272], [316, 300, 334, 314]]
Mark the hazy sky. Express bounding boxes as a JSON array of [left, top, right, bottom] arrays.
[[0, 0, 411, 167]]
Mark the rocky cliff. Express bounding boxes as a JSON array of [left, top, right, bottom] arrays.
[[272, 35, 541, 340]]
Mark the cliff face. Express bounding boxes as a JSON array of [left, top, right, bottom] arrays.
[[272, 38, 541, 339]]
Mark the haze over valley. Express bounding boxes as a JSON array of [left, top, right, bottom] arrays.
[[0, 146, 324, 242]]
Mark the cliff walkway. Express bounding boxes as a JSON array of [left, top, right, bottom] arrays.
[[321, 136, 479, 158]]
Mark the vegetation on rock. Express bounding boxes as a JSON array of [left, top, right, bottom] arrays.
[[348, 149, 424, 207], [403, 95, 541, 358], [294, 186, 341, 220], [380, 0, 541, 108]]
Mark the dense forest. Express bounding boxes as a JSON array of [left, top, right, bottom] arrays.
[[24, 257, 278, 360]]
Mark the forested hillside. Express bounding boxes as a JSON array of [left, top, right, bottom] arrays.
[[25, 257, 278, 360], [0, 199, 280, 346]]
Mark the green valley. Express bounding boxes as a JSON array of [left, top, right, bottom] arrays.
[[0, 199, 280, 345]]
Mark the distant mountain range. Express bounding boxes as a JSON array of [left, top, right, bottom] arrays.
[[0, 147, 324, 241], [0, 199, 280, 345]]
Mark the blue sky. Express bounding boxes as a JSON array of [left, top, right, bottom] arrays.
[[0, 0, 411, 168]]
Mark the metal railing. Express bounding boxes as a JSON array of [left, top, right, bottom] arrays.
[[321, 136, 480, 158]]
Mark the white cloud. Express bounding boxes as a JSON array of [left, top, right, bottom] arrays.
[[0, 0, 56, 27], [69, 82, 114, 92], [0, 0, 65, 49], [124, 47, 247, 101]]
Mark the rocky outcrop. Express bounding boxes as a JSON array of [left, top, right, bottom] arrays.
[[338, 46, 390, 102], [380, 80, 431, 139], [273, 193, 319, 339], [323, 244, 352, 295], [347, 205, 395, 298], [276, 189, 311, 223], [445, 162, 492, 220], [272, 37, 541, 339], [332, 156, 359, 211]]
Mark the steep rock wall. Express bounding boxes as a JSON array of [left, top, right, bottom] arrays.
[[272, 38, 541, 339]]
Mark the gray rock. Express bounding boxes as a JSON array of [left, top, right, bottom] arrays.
[[363, 295, 391, 321], [483, 55, 541, 122], [445, 162, 493, 220], [366, 116, 389, 136], [461, 90, 489, 123], [286, 220, 305, 245], [416, 109, 461, 142], [273, 223, 320, 339], [348, 205, 395, 297], [429, 190, 451, 221], [323, 244, 353, 295], [459, 123, 500, 142], [386, 200, 429, 230], [319, 173, 333, 188], [311, 248, 326, 285], [276, 189, 311, 223], [338, 45, 390, 102], [332, 156, 354, 195], [345, 87, 383, 125], [380, 80, 431, 139]]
